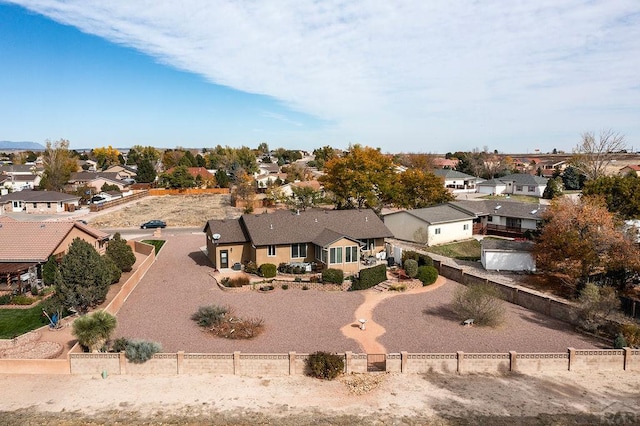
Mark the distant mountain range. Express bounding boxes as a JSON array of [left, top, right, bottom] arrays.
[[0, 141, 46, 150]]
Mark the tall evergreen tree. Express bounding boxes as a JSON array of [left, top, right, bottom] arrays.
[[106, 233, 136, 272]]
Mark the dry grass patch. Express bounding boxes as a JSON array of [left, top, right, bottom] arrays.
[[191, 305, 264, 339], [341, 373, 387, 395]]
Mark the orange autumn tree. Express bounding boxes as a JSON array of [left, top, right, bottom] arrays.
[[533, 196, 640, 290]]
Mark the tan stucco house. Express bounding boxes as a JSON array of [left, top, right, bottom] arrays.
[[0, 189, 80, 213], [203, 208, 393, 273]]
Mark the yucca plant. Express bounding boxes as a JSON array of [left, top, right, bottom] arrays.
[[72, 310, 117, 352]]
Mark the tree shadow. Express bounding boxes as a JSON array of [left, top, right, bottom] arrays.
[[423, 305, 460, 323]]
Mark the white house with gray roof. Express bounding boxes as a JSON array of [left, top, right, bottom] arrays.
[[452, 199, 546, 238], [432, 169, 480, 193], [383, 204, 476, 246], [477, 174, 549, 197]]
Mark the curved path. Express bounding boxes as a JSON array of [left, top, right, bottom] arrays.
[[340, 276, 447, 353]]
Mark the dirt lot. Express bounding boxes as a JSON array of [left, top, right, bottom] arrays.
[[88, 194, 242, 228]]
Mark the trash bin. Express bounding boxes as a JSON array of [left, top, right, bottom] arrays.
[[232, 262, 242, 271], [387, 257, 395, 267]]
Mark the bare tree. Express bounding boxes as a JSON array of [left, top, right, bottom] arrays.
[[571, 129, 626, 181]]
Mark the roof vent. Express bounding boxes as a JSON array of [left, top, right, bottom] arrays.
[[530, 209, 538, 214], [494, 205, 502, 210], [365, 216, 368, 222], [314, 218, 318, 222], [270, 224, 273, 230]]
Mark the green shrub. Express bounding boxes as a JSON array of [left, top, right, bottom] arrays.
[[72, 310, 117, 352], [388, 284, 406, 292], [306, 351, 344, 380], [416, 266, 438, 285], [111, 337, 130, 352], [322, 268, 344, 284], [351, 264, 387, 291], [10, 295, 36, 305], [244, 261, 258, 275], [258, 263, 277, 278], [401, 250, 433, 267], [42, 256, 58, 286], [105, 233, 136, 272], [403, 259, 418, 278], [614, 333, 628, 349], [220, 276, 249, 288], [294, 276, 302, 282], [30, 286, 39, 296], [102, 255, 122, 284], [191, 305, 228, 327], [124, 339, 162, 363], [620, 323, 640, 348], [302, 285, 309, 290], [281, 284, 289, 290], [0, 294, 11, 305], [452, 283, 505, 327]]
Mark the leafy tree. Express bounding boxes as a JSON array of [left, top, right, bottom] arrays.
[[257, 142, 270, 155], [135, 158, 157, 183], [55, 238, 112, 313], [128, 145, 159, 165], [282, 163, 309, 182], [571, 129, 627, 181], [576, 283, 620, 333], [533, 196, 640, 289], [274, 148, 302, 165], [160, 165, 195, 188], [91, 146, 121, 169], [215, 169, 230, 188], [72, 310, 117, 352], [319, 144, 396, 211], [233, 170, 256, 213], [106, 233, 136, 272], [101, 183, 120, 192], [195, 154, 206, 167], [288, 185, 321, 211], [42, 256, 58, 286], [561, 166, 584, 190], [542, 177, 563, 199], [181, 150, 197, 167], [312, 146, 337, 170], [582, 174, 640, 219], [161, 149, 183, 170], [394, 169, 453, 209], [40, 139, 78, 191]]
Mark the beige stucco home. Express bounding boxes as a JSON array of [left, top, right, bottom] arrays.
[[203, 208, 393, 273], [0, 189, 80, 213]]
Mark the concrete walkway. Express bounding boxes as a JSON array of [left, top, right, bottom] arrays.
[[340, 276, 448, 353]]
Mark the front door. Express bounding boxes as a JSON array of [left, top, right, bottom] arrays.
[[220, 250, 229, 269]]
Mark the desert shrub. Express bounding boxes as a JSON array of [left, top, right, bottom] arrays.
[[620, 323, 640, 348], [577, 283, 620, 333], [0, 294, 11, 305], [389, 284, 406, 292], [278, 263, 289, 273], [111, 337, 130, 352], [244, 261, 258, 275], [322, 268, 344, 284], [403, 259, 418, 278], [281, 284, 289, 290], [10, 295, 36, 305], [309, 275, 319, 283], [220, 276, 249, 288], [124, 339, 162, 363], [258, 263, 277, 278], [452, 283, 506, 327], [302, 285, 309, 290], [614, 333, 628, 349], [191, 305, 229, 327], [416, 266, 438, 286], [350, 264, 387, 290], [402, 250, 433, 267], [306, 351, 344, 380], [259, 285, 274, 291], [72, 310, 117, 352], [294, 276, 302, 282]]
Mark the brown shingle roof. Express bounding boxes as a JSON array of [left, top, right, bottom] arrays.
[[203, 218, 249, 244], [0, 189, 79, 203], [0, 221, 108, 262]]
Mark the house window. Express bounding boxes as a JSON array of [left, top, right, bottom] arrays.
[[528, 186, 535, 192], [362, 239, 375, 251], [463, 224, 469, 230], [32, 203, 37, 208], [291, 243, 307, 258], [47, 202, 51, 208], [434, 228, 441, 235], [267, 245, 276, 256], [487, 216, 493, 222], [345, 246, 358, 263], [515, 185, 523, 191], [330, 247, 343, 264]]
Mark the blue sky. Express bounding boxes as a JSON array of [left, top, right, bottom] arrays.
[[1, 1, 639, 154]]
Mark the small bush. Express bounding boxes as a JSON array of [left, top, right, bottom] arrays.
[[281, 284, 289, 290], [350, 264, 387, 291], [0, 294, 11, 305], [191, 305, 229, 327], [620, 323, 640, 348], [10, 295, 36, 305], [294, 276, 302, 282], [310, 275, 319, 283], [244, 261, 258, 275], [259, 285, 274, 291], [403, 259, 418, 278], [614, 333, 628, 349], [388, 284, 406, 292], [306, 351, 344, 380], [30, 286, 39, 296], [416, 266, 438, 285], [452, 283, 506, 327], [111, 337, 130, 352], [302, 285, 309, 290], [220, 276, 249, 288], [125, 339, 162, 363], [322, 268, 344, 284], [258, 263, 277, 278], [402, 250, 433, 267]]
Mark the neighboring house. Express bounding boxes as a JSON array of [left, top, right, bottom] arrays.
[[257, 162, 280, 176], [432, 169, 479, 193], [0, 189, 80, 213], [256, 173, 287, 190], [0, 216, 110, 286], [1, 173, 42, 192], [535, 160, 567, 177], [383, 204, 476, 246], [451, 199, 547, 238], [279, 180, 323, 198], [432, 157, 459, 169], [481, 239, 535, 272], [0, 164, 39, 176], [619, 165, 640, 176], [476, 174, 549, 197], [103, 164, 137, 179], [68, 171, 129, 190], [78, 159, 98, 171], [203, 208, 393, 274]]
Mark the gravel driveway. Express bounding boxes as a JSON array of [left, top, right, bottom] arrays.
[[115, 233, 603, 353]]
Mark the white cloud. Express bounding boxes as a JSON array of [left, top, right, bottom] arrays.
[[9, 0, 640, 151]]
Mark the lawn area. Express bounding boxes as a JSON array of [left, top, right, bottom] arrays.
[[479, 195, 541, 203], [426, 239, 481, 261], [0, 304, 48, 339], [141, 239, 166, 254]]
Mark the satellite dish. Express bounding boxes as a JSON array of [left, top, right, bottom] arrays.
[[212, 233, 221, 240]]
